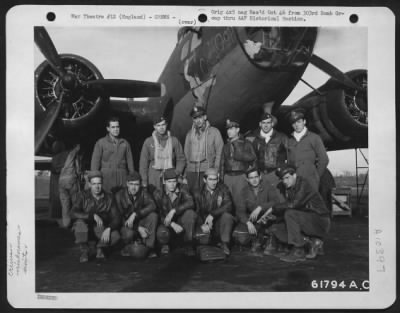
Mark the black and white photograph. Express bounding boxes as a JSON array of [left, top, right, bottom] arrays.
[[6, 5, 396, 309]]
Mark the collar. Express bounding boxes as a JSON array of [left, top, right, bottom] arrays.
[[193, 120, 210, 133], [107, 134, 120, 144], [153, 130, 170, 141], [260, 128, 274, 138], [292, 127, 308, 142], [91, 191, 105, 201]]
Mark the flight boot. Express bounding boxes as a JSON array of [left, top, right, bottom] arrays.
[[263, 235, 278, 256], [280, 246, 306, 263], [250, 238, 263, 253], [96, 247, 105, 259], [161, 244, 170, 255], [79, 244, 89, 263]]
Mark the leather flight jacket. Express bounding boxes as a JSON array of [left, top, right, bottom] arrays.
[[221, 136, 256, 177]]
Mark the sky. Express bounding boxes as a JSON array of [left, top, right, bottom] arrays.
[[35, 26, 368, 175]]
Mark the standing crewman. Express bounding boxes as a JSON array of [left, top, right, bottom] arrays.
[[250, 112, 288, 189], [70, 171, 121, 263], [287, 109, 329, 191], [184, 105, 224, 193], [114, 171, 158, 258], [139, 115, 186, 192], [194, 168, 235, 256], [265, 164, 331, 262], [59, 144, 83, 228], [220, 118, 256, 212], [153, 168, 197, 256], [91, 116, 135, 193]]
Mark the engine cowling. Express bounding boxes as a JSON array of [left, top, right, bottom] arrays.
[[35, 53, 106, 131], [277, 70, 367, 151]]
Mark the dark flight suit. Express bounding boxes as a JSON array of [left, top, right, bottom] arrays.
[[269, 176, 331, 248], [194, 183, 235, 245], [153, 186, 197, 245], [114, 187, 158, 249]]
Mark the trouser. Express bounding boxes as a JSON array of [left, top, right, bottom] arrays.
[[223, 174, 247, 214], [157, 209, 197, 244], [120, 212, 158, 248], [269, 209, 330, 247], [186, 171, 205, 193], [147, 168, 164, 191], [59, 177, 80, 227], [197, 212, 235, 244], [73, 219, 120, 248]]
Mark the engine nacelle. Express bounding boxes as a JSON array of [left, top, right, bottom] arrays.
[[35, 54, 106, 131], [277, 70, 367, 151]]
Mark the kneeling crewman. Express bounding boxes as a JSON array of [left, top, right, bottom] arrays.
[[70, 171, 121, 263], [153, 168, 197, 256], [194, 168, 235, 256], [114, 171, 158, 258], [266, 164, 331, 262]]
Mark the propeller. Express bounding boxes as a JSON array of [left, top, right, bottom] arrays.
[[310, 54, 364, 91], [35, 93, 64, 153], [34, 27, 166, 153]]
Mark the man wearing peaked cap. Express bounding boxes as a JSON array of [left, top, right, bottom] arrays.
[[139, 114, 185, 191], [264, 163, 330, 262], [248, 111, 288, 190], [184, 104, 224, 193], [70, 168, 121, 263], [153, 167, 197, 256], [220, 117, 256, 215], [286, 108, 329, 191], [114, 171, 158, 258]]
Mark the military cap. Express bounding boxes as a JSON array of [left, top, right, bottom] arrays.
[[275, 164, 297, 179], [152, 115, 167, 126], [127, 171, 141, 182], [287, 109, 305, 124], [87, 170, 103, 181], [163, 168, 178, 180], [204, 168, 219, 177], [260, 112, 278, 126], [225, 118, 240, 129], [190, 105, 206, 118]]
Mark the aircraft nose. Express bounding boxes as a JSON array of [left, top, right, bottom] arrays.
[[236, 27, 317, 69]]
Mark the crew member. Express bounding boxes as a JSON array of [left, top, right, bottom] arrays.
[[153, 168, 197, 256], [114, 171, 158, 258], [220, 118, 256, 211], [234, 167, 280, 253], [70, 171, 121, 263], [91, 117, 135, 193], [287, 109, 329, 191], [59, 144, 83, 228], [250, 112, 288, 188], [194, 168, 235, 256], [139, 116, 186, 191], [184, 105, 224, 193], [266, 164, 331, 262]]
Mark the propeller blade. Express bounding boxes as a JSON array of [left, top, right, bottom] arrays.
[[83, 79, 166, 98], [35, 94, 64, 153], [310, 54, 363, 91], [34, 26, 66, 77]]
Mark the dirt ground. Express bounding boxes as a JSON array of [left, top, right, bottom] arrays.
[[35, 198, 369, 292]]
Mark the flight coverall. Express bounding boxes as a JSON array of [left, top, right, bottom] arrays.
[[287, 130, 329, 191], [235, 180, 280, 242], [194, 183, 235, 245], [153, 186, 197, 245], [70, 190, 121, 248], [91, 135, 135, 193], [220, 135, 256, 212], [114, 187, 158, 249], [269, 176, 331, 248]]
